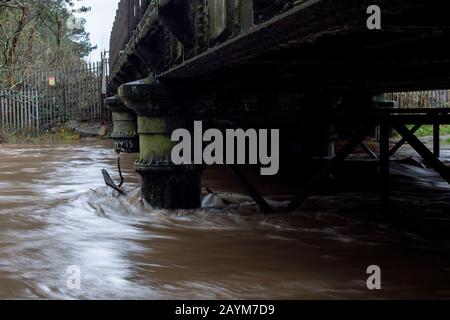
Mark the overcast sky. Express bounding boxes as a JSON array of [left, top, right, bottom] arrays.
[[81, 0, 120, 62]]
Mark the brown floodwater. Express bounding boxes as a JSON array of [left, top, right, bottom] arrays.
[[1, 138, 450, 299]]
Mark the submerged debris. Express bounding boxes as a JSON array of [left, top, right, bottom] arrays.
[[201, 188, 225, 209], [102, 158, 125, 195]]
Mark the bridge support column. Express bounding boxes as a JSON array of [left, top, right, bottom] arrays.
[[120, 80, 202, 210], [105, 96, 139, 153], [302, 95, 338, 160]]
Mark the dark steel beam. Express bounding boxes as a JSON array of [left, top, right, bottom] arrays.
[[389, 124, 421, 157], [360, 142, 378, 160], [379, 124, 390, 207], [394, 124, 450, 184], [284, 126, 369, 212], [227, 165, 275, 214], [433, 124, 440, 157]]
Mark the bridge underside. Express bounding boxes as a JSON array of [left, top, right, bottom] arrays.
[[106, 0, 450, 211], [109, 0, 450, 95]]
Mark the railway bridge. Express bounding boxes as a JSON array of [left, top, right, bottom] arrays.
[[105, 0, 450, 211]]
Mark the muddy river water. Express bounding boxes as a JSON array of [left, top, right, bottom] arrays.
[[1, 139, 450, 299]]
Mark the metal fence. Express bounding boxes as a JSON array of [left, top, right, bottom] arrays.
[[386, 90, 450, 108], [0, 58, 109, 134], [0, 89, 39, 133]]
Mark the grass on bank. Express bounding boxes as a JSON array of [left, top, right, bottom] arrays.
[[401, 125, 450, 145], [0, 125, 81, 144], [408, 124, 450, 137]]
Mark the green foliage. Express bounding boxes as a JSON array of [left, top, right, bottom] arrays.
[[0, 0, 95, 87]]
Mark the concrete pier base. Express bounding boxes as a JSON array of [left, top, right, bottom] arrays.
[[136, 164, 202, 209], [105, 96, 139, 153]]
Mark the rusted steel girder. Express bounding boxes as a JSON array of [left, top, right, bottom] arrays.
[[109, 0, 271, 93], [109, 0, 450, 95]]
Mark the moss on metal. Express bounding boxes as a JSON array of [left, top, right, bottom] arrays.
[[137, 134, 175, 165], [105, 96, 139, 153]]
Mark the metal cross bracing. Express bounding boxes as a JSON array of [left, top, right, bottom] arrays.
[[230, 107, 450, 214]]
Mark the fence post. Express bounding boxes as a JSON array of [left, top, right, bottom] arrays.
[[27, 90, 31, 131], [100, 52, 108, 123], [1, 89, 4, 129], [1, 89, 4, 130], [35, 89, 40, 133]]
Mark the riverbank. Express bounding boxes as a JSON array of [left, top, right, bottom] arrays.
[[0, 121, 111, 144]]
